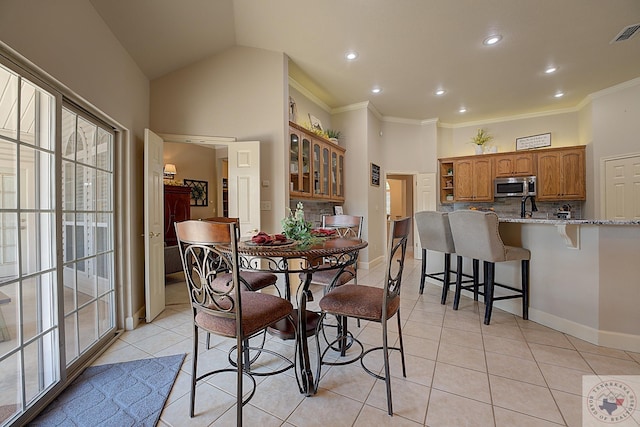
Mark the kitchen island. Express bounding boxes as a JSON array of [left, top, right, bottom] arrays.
[[483, 217, 640, 352]]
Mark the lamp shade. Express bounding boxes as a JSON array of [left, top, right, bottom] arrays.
[[164, 164, 177, 175]]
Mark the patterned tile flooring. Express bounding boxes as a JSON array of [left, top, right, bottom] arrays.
[[93, 257, 640, 426]]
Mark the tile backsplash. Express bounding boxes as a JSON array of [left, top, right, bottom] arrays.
[[288, 200, 338, 228], [440, 198, 583, 219]]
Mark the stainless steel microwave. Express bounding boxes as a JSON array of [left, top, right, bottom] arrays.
[[494, 176, 537, 197]]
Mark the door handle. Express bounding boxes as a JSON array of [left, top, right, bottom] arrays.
[[141, 232, 162, 238]]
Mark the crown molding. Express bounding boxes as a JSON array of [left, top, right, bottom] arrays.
[[437, 106, 581, 129], [589, 76, 640, 100], [288, 77, 332, 113]]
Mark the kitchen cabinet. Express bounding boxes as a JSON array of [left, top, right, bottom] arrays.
[[289, 122, 345, 202], [164, 184, 191, 246], [439, 160, 455, 203], [289, 126, 312, 197], [494, 153, 535, 177], [537, 146, 586, 200], [330, 147, 345, 201], [454, 157, 493, 202]]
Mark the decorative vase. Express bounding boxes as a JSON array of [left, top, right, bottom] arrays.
[[475, 145, 483, 155]]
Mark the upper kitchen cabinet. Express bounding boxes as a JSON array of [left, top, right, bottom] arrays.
[[289, 126, 311, 197], [289, 122, 346, 202], [494, 152, 535, 177], [537, 146, 586, 201], [330, 147, 345, 201], [439, 160, 455, 203], [454, 157, 493, 202]]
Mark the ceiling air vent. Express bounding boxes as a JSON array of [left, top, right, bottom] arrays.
[[610, 23, 640, 43]]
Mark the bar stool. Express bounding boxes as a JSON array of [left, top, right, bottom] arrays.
[[414, 211, 475, 304], [447, 210, 530, 325]]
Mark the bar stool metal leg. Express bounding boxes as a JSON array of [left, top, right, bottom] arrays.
[[483, 261, 495, 325]]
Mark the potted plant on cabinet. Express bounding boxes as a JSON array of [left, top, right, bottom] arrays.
[[470, 128, 493, 154], [325, 129, 341, 145]]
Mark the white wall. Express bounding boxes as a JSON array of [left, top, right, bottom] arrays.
[[332, 106, 372, 261], [367, 108, 385, 264], [590, 78, 640, 218], [289, 85, 332, 131], [150, 46, 288, 232], [438, 111, 582, 159], [0, 0, 150, 325], [382, 119, 438, 174]]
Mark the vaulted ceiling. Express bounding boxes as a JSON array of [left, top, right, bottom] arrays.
[[89, 0, 640, 124]]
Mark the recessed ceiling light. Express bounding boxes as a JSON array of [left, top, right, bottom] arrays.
[[435, 89, 446, 96], [545, 66, 557, 74], [371, 87, 382, 94], [483, 34, 502, 46], [345, 51, 358, 61], [554, 91, 564, 98], [459, 107, 467, 113]]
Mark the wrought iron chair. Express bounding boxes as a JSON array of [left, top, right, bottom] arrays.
[[301, 214, 364, 291], [201, 217, 280, 352], [314, 217, 411, 415], [301, 214, 364, 351], [175, 220, 294, 426]]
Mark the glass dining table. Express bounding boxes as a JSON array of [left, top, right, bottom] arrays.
[[218, 236, 368, 396]]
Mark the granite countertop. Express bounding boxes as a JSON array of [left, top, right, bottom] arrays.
[[499, 217, 640, 226]]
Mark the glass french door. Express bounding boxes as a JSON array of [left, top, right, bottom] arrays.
[[0, 58, 116, 426]]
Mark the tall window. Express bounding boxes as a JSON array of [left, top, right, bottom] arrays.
[[0, 58, 116, 426]]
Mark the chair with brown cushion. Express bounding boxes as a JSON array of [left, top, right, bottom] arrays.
[[200, 217, 280, 351], [300, 214, 364, 290], [414, 211, 477, 304], [301, 214, 364, 347], [203, 217, 279, 293], [447, 210, 530, 325], [314, 217, 411, 415], [175, 220, 294, 425]]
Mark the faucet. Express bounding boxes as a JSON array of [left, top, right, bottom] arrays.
[[521, 195, 538, 218]]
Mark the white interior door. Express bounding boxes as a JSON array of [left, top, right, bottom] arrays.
[[144, 129, 165, 322], [414, 173, 436, 259], [604, 154, 640, 219], [228, 141, 261, 235]]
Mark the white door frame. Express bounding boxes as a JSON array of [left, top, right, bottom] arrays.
[[600, 152, 640, 218], [143, 133, 261, 323], [384, 171, 436, 259]]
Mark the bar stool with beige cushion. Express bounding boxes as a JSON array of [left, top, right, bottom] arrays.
[[414, 211, 476, 304], [447, 210, 530, 325]]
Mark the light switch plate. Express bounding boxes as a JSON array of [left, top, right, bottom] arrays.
[[261, 201, 272, 211]]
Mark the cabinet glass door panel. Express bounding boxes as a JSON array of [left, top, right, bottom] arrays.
[[331, 151, 337, 196], [301, 136, 310, 193], [337, 152, 344, 198], [289, 133, 299, 192], [322, 146, 329, 196], [313, 142, 321, 194]]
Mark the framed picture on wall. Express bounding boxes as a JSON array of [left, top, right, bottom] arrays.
[[370, 163, 381, 187], [333, 206, 344, 215], [183, 179, 208, 206]]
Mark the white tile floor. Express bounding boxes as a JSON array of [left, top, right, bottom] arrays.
[[93, 257, 640, 426]]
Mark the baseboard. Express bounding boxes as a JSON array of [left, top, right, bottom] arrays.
[[125, 306, 146, 330], [359, 255, 384, 270], [430, 279, 640, 353], [597, 330, 640, 353]]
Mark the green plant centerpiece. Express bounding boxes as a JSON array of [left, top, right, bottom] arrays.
[[470, 128, 493, 146], [282, 202, 313, 243]]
